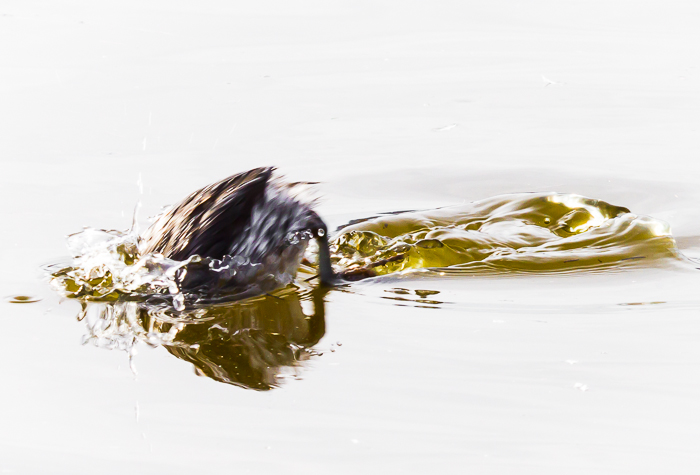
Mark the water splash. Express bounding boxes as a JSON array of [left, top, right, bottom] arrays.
[[330, 193, 680, 276], [49, 227, 182, 303]]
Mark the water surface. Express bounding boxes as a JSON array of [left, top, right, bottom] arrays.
[[2, 1, 700, 474]]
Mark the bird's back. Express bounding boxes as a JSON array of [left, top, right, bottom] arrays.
[[139, 167, 331, 297], [140, 167, 273, 261]]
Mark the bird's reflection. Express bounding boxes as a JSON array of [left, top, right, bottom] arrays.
[[80, 285, 328, 390], [162, 287, 327, 390]]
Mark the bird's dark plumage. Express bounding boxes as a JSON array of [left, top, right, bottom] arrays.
[[140, 167, 336, 297], [141, 167, 273, 261]]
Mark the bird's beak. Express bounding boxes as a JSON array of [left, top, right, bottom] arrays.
[[315, 234, 339, 286]]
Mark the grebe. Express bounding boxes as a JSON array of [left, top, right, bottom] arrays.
[[140, 167, 337, 297]]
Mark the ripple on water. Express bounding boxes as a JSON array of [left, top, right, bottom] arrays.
[[331, 192, 681, 276]]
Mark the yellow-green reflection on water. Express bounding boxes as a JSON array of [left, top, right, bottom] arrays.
[[331, 193, 679, 276], [78, 285, 327, 390]]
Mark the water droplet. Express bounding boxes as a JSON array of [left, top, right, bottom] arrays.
[[414, 289, 439, 298], [286, 232, 300, 245], [173, 293, 185, 311], [388, 288, 410, 295], [5, 295, 41, 304]]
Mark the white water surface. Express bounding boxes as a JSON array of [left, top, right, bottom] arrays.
[[2, 1, 700, 474]]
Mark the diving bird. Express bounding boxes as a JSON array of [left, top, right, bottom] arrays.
[[140, 167, 337, 297]]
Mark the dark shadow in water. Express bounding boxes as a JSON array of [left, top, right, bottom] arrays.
[[78, 286, 328, 391]]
